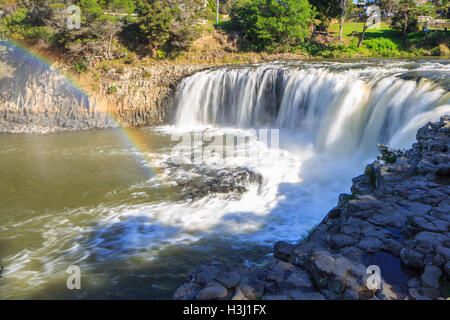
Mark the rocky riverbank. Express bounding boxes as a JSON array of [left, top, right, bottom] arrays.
[[174, 115, 450, 300], [0, 41, 209, 133]]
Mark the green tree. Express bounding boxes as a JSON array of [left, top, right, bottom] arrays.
[[229, 0, 314, 52], [77, 0, 104, 23], [309, 0, 340, 32], [105, 0, 136, 14], [381, 0, 417, 46], [136, 0, 174, 54], [338, 0, 354, 40], [135, 0, 205, 56]]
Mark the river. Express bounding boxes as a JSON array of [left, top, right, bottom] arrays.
[[0, 59, 449, 299]]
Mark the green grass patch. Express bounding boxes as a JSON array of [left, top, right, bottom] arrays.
[[329, 22, 391, 38]]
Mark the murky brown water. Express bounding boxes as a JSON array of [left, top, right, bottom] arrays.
[[0, 128, 268, 299]]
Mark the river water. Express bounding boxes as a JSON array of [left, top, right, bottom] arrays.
[[0, 59, 449, 299]]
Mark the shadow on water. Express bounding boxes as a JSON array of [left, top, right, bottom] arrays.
[[20, 216, 270, 299]]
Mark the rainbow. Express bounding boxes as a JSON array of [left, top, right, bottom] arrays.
[[1, 38, 162, 179]]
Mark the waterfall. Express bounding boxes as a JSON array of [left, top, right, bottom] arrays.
[[173, 62, 450, 156]]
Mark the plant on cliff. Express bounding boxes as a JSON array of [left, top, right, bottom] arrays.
[[107, 85, 118, 94], [376, 144, 405, 164], [364, 165, 377, 188], [227, 0, 314, 52], [73, 57, 89, 73], [135, 0, 206, 57]]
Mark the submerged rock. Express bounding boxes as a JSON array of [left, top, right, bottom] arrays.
[[169, 165, 263, 202]]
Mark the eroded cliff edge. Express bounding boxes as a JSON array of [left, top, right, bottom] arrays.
[[0, 42, 208, 133], [174, 115, 450, 300]]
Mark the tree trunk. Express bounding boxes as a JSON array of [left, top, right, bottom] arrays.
[[339, 1, 346, 41], [358, 23, 368, 48], [108, 32, 113, 60], [339, 14, 345, 40], [402, 12, 408, 47]]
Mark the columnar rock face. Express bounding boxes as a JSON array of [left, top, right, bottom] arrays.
[[96, 64, 209, 129], [0, 43, 208, 133], [174, 116, 450, 300]]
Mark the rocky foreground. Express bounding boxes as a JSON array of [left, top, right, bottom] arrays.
[[174, 116, 450, 300]]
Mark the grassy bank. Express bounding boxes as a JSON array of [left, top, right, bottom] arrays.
[[308, 22, 450, 58]]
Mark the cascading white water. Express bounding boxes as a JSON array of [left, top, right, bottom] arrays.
[[174, 62, 450, 156], [3, 60, 449, 299]]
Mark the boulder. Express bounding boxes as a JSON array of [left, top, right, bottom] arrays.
[[196, 282, 229, 300]]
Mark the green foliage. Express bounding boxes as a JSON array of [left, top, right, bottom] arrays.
[[135, 0, 204, 56], [381, 0, 420, 41], [391, 13, 419, 33], [363, 37, 399, 56], [77, 0, 104, 22], [300, 224, 319, 242], [0, 8, 52, 41], [377, 144, 405, 164], [364, 165, 376, 188], [107, 85, 117, 94], [408, 31, 450, 48], [73, 57, 89, 73], [228, 0, 314, 52], [108, 0, 136, 14], [309, 0, 340, 31], [155, 49, 166, 59], [136, 0, 172, 49]]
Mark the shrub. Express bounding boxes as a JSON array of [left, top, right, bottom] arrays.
[[228, 0, 314, 52], [107, 85, 117, 94], [136, 0, 206, 56], [364, 165, 376, 188], [73, 57, 89, 73], [363, 38, 399, 56], [376, 144, 404, 164], [438, 43, 450, 56]]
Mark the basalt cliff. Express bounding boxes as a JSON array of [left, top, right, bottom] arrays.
[[174, 116, 450, 300], [0, 42, 208, 133]]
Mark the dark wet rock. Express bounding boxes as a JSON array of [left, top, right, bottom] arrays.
[[407, 278, 421, 288], [216, 272, 241, 289], [173, 283, 202, 300], [262, 294, 291, 300], [273, 241, 295, 262], [239, 279, 264, 300], [174, 116, 450, 300], [421, 265, 442, 289], [329, 234, 358, 249], [287, 290, 325, 300], [400, 247, 425, 268], [231, 288, 248, 300], [187, 262, 225, 285], [172, 166, 263, 201], [358, 238, 384, 253], [197, 281, 229, 300], [444, 262, 450, 277], [323, 208, 342, 222]]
